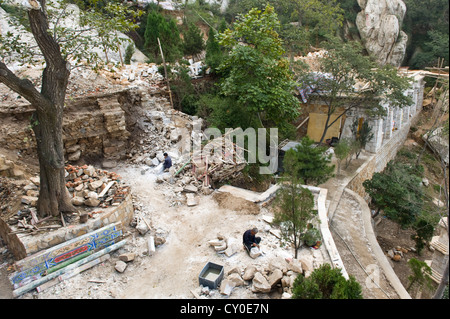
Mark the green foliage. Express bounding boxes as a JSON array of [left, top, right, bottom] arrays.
[[363, 161, 424, 228], [407, 258, 434, 293], [292, 263, 363, 299], [144, 8, 182, 63], [403, 0, 449, 69], [350, 118, 374, 159], [1, 0, 140, 69], [297, 36, 412, 143], [411, 212, 439, 255], [205, 27, 225, 74], [288, 136, 335, 185], [303, 227, 321, 247], [124, 43, 135, 65], [182, 22, 205, 57], [217, 5, 301, 129], [168, 63, 198, 114], [273, 150, 317, 258], [196, 94, 255, 130], [334, 138, 352, 175]]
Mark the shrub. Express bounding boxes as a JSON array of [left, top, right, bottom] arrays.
[[292, 264, 363, 299]]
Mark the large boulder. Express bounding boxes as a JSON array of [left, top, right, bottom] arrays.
[[251, 272, 272, 293], [355, 0, 407, 66]]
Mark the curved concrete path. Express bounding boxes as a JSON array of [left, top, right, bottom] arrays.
[[320, 156, 412, 299]]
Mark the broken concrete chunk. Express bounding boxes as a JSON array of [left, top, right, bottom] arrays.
[[249, 247, 262, 259], [89, 180, 103, 191], [71, 196, 85, 206], [219, 279, 235, 296], [21, 196, 38, 207], [119, 253, 135, 262], [115, 260, 127, 273], [84, 198, 100, 207], [268, 269, 283, 288], [287, 258, 303, 274], [186, 193, 198, 206], [227, 273, 245, 287], [183, 185, 198, 193], [243, 265, 257, 281], [136, 221, 150, 235], [252, 272, 271, 293]]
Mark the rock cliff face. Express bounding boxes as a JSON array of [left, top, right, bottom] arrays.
[[356, 0, 408, 67]]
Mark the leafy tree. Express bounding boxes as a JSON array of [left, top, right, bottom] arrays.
[[289, 136, 335, 185], [277, 0, 344, 48], [292, 263, 363, 299], [297, 36, 413, 144], [273, 149, 317, 258], [411, 213, 439, 255], [406, 258, 434, 293], [363, 161, 424, 228], [403, 0, 449, 69], [217, 5, 301, 131], [0, 0, 139, 217], [182, 22, 204, 57]]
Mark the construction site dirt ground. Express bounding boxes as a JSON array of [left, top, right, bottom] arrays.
[[0, 111, 445, 300], [0, 162, 330, 299]]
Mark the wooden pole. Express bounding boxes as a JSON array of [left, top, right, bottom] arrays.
[[157, 37, 174, 109], [13, 240, 127, 297]]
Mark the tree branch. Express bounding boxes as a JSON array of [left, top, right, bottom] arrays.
[[0, 61, 48, 112]]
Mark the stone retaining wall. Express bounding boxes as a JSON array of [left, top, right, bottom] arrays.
[[346, 112, 420, 200], [0, 86, 171, 163], [0, 193, 134, 260]]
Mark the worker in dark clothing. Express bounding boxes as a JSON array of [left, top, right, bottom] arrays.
[[243, 228, 261, 252], [163, 152, 172, 171]]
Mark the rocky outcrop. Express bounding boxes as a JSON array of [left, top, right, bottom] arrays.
[[356, 0, 408, 67]]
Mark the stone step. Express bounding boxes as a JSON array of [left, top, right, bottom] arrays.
[[431, 238, 449, 255]]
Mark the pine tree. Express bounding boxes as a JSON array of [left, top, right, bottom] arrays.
[[205, 27, 224, 73], [183, 22, 204, 57], [144, 9, 181, 62], [273, 149, 317, 258], [290, 136, 335, 185]]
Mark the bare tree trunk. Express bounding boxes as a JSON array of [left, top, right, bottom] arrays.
[[0, 2, 76, 217]]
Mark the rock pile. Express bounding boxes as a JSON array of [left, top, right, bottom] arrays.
[[65, 164, 129, 209], [387, 246, 411, 262], [195, 257, 311, 299]]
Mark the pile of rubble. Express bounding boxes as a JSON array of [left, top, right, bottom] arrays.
[[387, 245, 413, 262], [2, 163, 130, 235], [194, 256, 310, 299], [65, 164, 129, 209]]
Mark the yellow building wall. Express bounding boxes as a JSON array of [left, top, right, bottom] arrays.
[[306, 113, 342, 142]]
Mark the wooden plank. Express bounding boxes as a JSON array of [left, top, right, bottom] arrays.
[[98, 181, 115, 198], [13, 240, 126, 297]]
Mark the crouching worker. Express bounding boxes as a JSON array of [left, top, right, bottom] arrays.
[[243, 227, 261, 253]]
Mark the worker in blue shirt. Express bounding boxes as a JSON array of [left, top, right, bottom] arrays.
[[163, 152, 172, 171]]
